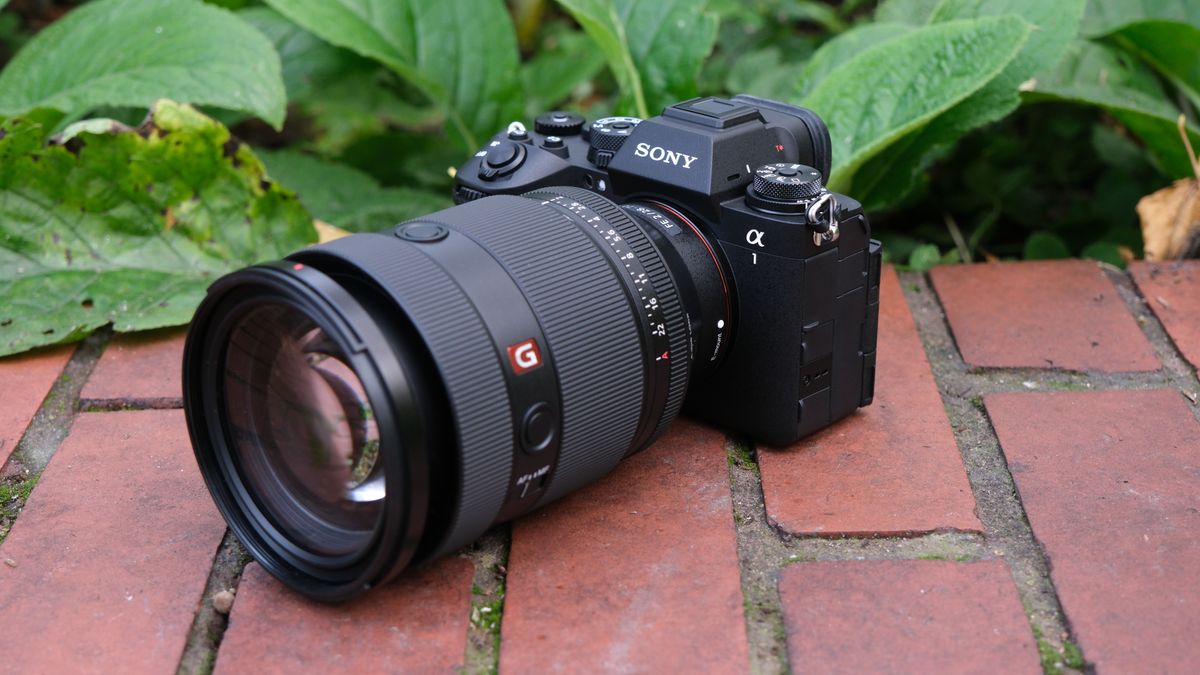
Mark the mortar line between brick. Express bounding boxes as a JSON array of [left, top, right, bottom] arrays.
[[901, 270, 1089, 672], [1106, 267, 1200, 425], [5, 329, 109, 476], [176, 530, 250, 675], [462, 524, 510, 675]]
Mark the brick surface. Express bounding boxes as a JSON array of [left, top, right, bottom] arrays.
[[758, 267, 980, 536], [1131, 261, 1200, 371], [216, 558, 474, 674], [501, 419, 749, 673], [79, 327, 186, 401], [987, 389, 1200, 673], [931, 260, 1158, 372], [0, 345, 71, 467], [0, 410, 226, 673], [779, 560, 1041, 674]]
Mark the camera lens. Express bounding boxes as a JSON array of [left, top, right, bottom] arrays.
[[221, 302, 383, 558], [184, 187, 726, 600]]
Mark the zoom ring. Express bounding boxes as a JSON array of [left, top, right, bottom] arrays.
[[532, 187, 690, 454]]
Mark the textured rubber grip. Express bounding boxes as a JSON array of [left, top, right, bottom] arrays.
[[418, 196, 647, 506], [297, 234, 515, 559], [533, 187, 691, 453]]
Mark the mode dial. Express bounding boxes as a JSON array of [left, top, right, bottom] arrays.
[[535, 111, 586, 136], [753, 163, 823, 201], [586, 116, 641, 168], [745, 163, 824, 214]]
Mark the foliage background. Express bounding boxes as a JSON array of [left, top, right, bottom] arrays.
[[0, 0, 1197, 356]]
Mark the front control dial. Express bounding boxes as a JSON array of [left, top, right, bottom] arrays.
[[586, 116, 641, 168], [535, 111, 587, 136]]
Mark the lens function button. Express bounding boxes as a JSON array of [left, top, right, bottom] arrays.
[[395, 222, 449, 243], [521, 403, 556, 454]]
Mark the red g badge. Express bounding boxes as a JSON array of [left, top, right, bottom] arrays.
[[507, 338, 543, 374]]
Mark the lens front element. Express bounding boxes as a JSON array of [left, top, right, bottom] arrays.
[[223, 303, 383, 558]]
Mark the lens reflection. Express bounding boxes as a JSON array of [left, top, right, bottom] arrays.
[[223, 303, 383, 557]]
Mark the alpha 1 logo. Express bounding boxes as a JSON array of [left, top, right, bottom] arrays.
[[506, 338, 543, 374]]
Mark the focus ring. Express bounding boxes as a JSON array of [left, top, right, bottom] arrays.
[[294, 234, 515, 560], [534, 187, 691, 453]]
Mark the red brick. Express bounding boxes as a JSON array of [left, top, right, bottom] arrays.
[[1131, 261, 1200, 371], [0, 345, 72, 467], [501, 419, 749, 673], [0, 410, 226, 672], [931, 260, 1158, 372], [987, 389, 1200, 673], [80, 328, 186, 401], [758, 267, 980, 536], [779, 560, 1041, 674], [216, 558, 474, 674]]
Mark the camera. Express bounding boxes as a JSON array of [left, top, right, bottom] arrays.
[[182, 95, 881, 601]]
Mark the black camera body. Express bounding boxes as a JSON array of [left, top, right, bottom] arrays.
[[184, 94, 882, 600], [455, 95, 881, 446]]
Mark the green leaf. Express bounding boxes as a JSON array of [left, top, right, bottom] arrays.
[[874, 0, 943, 24], [726, 48, 807, 103], [907, 243, 942, 271], [238, 6, 370, 104], [257, 150, 451, 233], [851, 0, 1084, 209], [794, 22, 912, 102], [1105, 20, 1200, 111], [0, 101, 315, 357], [521, 25, 607, 114], [799, 16, 1031, 193], [1081, 241, 1126, 268], [0, 0, 286, 129], [1081, 0, 1200, 38], [1023, 231, 1070, 260], [553, 0, 718, 118], [1029, 39, 1200, 179], [262, 0, 522, 150]]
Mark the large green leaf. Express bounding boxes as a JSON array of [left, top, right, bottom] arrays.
[[794, 22, 912, 102], [258, 150, 451, 232], [1029, 39, 1200, 179], [0, 101, 315, 357], [554, 0, 718, 118], [1081, 0, 1200, 38], [0, 0, 286, 128], [851, 0, 1084, 209], [238, 6, 370, 103], [1105, 20, 1200, 111], [874, 0, 943, 24], [263, 0, 522, 150], [799, 16, 1030, 193], [521, 24, 607, 115]]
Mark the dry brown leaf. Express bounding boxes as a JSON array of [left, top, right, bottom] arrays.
[[1139, 115, 1200, 260], [314, 219, 350, 244], [1138, 178, 1200, 260]]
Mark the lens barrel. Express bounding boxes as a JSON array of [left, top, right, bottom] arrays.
[[184, 187, 720, 600]]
